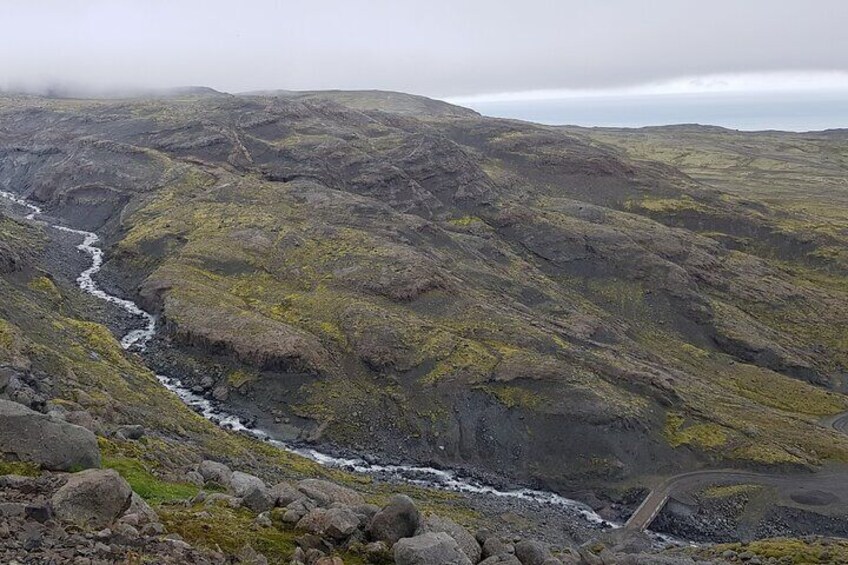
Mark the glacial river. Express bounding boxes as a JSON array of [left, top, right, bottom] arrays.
[[1, 189, 619, 531]]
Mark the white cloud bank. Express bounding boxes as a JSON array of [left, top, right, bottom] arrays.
[[447, 72, 848, 104]]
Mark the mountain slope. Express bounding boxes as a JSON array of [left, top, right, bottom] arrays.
[[1, 92, 847, 493]]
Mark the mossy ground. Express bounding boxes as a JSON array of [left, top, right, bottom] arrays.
[[0, 209, 489, 563], [108, 136, 848, 477], [160, 504, 368, 565], [4, 97, 848, 492], [0, 461, 40, 477], [688, 537, 848, 564], [103, 454, 199, 504]]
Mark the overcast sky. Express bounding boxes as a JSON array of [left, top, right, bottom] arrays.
[[2, 0, 848, 99]]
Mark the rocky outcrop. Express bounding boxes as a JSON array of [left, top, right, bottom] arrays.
[[0, 399, 100, 471], [51, 469, 132, 528]]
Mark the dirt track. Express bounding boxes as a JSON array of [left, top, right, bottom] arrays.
[[626, 411, 848, 531]]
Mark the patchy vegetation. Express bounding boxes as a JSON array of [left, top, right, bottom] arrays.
[[2, 93, 848, 493]]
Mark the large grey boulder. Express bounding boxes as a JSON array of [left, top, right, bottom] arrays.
[[394, 532, 473, 565], [52, 469, 133, 527], [417, 513, 481, 563], [197, 460, 232, 486], [483, 538, 514, 559], [0, 399, 100, 471], [230, 471, 274, 513], [296, 506, 361, 541], [514, 540, 553, 565], [269, 480, 302, 507], [297, 479, 365, 507], [368, 494, 420, 545]]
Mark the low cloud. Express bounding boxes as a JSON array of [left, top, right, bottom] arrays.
[[2, 0, 847, 98]]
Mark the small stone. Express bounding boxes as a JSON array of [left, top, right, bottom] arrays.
[[0, 503, 25, 518], [141, 522, 165, 536], [255, 512, 272, 528], [115, 424, 144, 440], [115, 523, 139, 538], [185, 471, 205, 487], [237, 544, 269, 565], [204, 493, 242, 509], [305, 548, 326, 564]]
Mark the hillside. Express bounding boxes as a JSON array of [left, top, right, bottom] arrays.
[[1, 91, 848, 500]]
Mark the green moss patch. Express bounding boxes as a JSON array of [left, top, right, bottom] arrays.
[[104, 456, 199, 504], [0, 461, 40, 477], [160, 505, 366, 565]]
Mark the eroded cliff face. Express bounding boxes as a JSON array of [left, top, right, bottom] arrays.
[[2, 91, 848, 490]]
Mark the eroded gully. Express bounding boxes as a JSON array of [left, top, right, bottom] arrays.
[[0, 190, 627, 533]]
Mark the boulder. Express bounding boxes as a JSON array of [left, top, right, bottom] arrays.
[[515, 540, 553, 565], [255, 511, 273, 528], [185, 470, 205, 487], [368, 494, 420, 545], [479, 555, 523, 565], [204, 493, 242, 509], [236, 544, 269, 565], [363, 541, 392, 561], [0, 502, 25, 517], [351, 503, 380, 525], [63, 410, 97, 432], [476, 529, 495, 546], [230, 471, 274, 513], [417, 513, 481, 563], [269, 480, 302, 507], [115, 424, 144, 440], [297, 478, 365, 507], [197, 460, 233, 486], [230, 471, 265, 496], [126, 492, 160, 525], [0, 399, 101, 471], [483, 538, 514, 559], [296, 506, 361, 541], [52, 469, 133, 528], [394, 532, 473, 565]]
